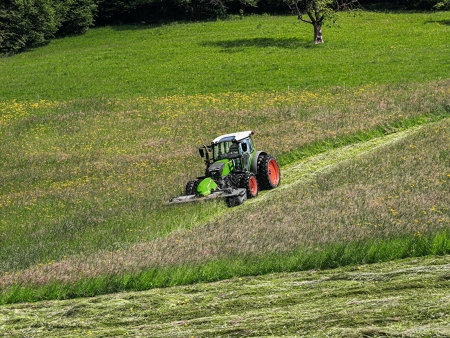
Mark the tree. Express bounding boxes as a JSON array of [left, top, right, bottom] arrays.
[[434, 0, 450, 9], [285, 0, 360, 44], [53, 0, 98, 36], [0, 0, 58, 55], [1, 0, 98, 56]]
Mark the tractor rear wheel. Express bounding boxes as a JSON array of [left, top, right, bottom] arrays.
[[241, 172, 258, 198], [257, 154, 280, 189], [185, 180, 199, 195]]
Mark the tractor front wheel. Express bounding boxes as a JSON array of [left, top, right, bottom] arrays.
[[257, 154, 280, 189], [185, 180, 199, 195], [241, 172, 258, 198]]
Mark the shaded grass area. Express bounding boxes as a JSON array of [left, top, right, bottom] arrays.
[[1, 255, 449, 337]]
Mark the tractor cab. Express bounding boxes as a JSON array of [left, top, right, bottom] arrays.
[[208, 131, 255, 172]]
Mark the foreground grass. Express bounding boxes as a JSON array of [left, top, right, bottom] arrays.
[[1, 255, 449, 337]]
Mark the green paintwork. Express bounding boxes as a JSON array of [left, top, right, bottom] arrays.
[[249, 149, 256, 171], [196, 177, 218, 196], [217, 159, 234, 177]]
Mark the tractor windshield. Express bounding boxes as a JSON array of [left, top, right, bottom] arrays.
[[213, 141, 239, 161]]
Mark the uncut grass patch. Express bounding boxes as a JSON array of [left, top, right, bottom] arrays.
[[1, 81, 449, 276]]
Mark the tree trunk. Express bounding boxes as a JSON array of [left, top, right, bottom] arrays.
[[314, 22, 324, 44]]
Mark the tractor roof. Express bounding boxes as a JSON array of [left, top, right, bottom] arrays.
[[212, 131, 253, 144]]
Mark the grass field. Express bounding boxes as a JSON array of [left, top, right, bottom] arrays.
[[0, 11, 449, 100], [1, 10, 450, 335], [1, 255, 449, 337]]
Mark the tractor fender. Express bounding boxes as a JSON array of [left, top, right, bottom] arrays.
[[250, 151, 267, 175]]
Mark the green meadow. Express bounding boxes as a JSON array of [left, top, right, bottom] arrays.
[[1, 10, 450, 336], [1, 12, 449, 100]]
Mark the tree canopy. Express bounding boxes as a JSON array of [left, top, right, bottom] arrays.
[[285, 0, 360, 44], [1, 0, 448, 55], [0, 0, 97, 55]]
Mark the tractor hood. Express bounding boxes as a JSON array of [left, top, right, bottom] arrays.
[[207, 159, 234, 178]]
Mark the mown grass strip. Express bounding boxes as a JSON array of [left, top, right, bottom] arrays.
[[2, 255, 450, 337]]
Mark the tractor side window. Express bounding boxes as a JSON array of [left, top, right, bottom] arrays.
[[244, 138, 253, 154]]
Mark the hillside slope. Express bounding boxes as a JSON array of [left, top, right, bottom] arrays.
[[1, 12, 449, 334]]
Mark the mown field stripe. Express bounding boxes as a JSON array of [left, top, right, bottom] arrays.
[[281, 125, 424, 190], [1, 255, 449, 337]]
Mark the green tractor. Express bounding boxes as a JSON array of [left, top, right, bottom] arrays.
[[169, 131, 280, 207]]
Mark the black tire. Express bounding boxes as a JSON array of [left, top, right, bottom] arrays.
[[185, 180, 199, 195], [257, 154, 280, 190], [240, 172, 258, 198]]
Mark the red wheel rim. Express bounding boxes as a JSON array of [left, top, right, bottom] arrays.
[[268, 159, 280, 186], [249, 176, 258, 196]]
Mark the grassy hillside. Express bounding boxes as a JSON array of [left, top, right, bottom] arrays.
[[0, 12, 449, 100], [0, 10, 450, 312]]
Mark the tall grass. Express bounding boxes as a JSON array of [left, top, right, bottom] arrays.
[[1, 91, 449, 303], [1, 81, 449, 273], [2, 225, 450, 304], [1, 11, 450, 303]]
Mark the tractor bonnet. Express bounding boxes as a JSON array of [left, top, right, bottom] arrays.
[[207, 161, 225, 177]]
